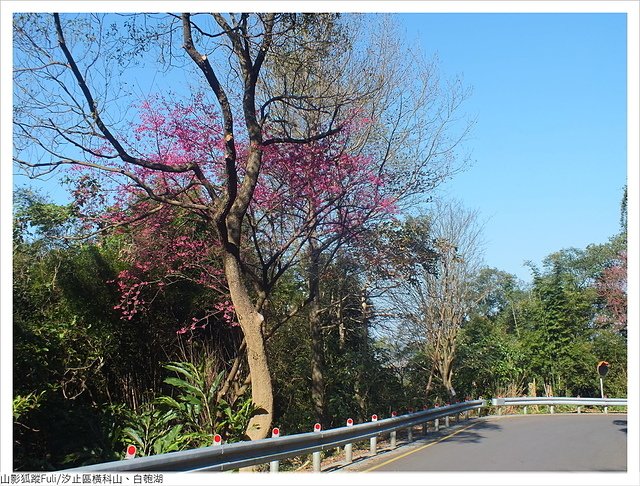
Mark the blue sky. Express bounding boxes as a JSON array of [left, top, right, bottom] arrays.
[[399, 13, 627, 282]]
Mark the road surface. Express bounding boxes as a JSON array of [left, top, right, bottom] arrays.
[[350, 414, 627, 472]]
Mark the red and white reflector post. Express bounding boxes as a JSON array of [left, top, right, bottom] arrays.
[[125, 445, 137, 460], [345, 418, 354, 464], [312, 423, 322, 472], [213, 434, 222, 446], [270, 428, 281, 473], [370, 414, 378, 455]]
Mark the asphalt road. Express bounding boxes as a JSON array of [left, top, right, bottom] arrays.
[[353, 414, 627, 472]]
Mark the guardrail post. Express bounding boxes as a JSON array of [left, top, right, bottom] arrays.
[[434, 417, 439, 432], [370, 415, 378, 455], [523, 406, 528, 415], [270, 428, 280, 473], [313, 423, 322, 472], [390, 412, 397, 448], [495, 397, 503, 415], [604, 406, 608, 414], [550, 405, 555, 414], [344, 419, 354, 465]]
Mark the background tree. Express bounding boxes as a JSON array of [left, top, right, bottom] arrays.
[[13, 191, 129, 468], [521, 262, 595, 395], [454, 268, 528, 398], [383, 200, 485, 400]]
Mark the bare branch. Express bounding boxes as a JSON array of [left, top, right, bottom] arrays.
[[53, 13, 196, 174]]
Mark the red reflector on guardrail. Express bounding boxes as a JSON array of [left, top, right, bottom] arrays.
[[125, 445, 136, 459]]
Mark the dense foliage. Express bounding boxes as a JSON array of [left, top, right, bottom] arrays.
[[13, 188, 627, 470]]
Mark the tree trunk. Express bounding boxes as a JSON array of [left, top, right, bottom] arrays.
[[308, 245, 327, 426], [442, 362, 457, 400], [425, 363, 436, 400], [309, 297, 327, 425], [222, 252, 273, 440], [354, 379, 367, 419]]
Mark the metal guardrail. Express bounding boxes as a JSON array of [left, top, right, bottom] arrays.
[[64, 400, 485, 472], [64, 396, 626, 473], [491, 396, 627, 407], [490, 396, 627, 416]]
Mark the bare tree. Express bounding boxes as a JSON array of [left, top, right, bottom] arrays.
[[384, 201, 485, 400]]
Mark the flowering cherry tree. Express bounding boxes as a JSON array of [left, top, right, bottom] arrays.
[[15, 13, 471, 439], [89, 89, 397, 426], [99, 94, 393, 315], [33, 13, 289, 439]]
